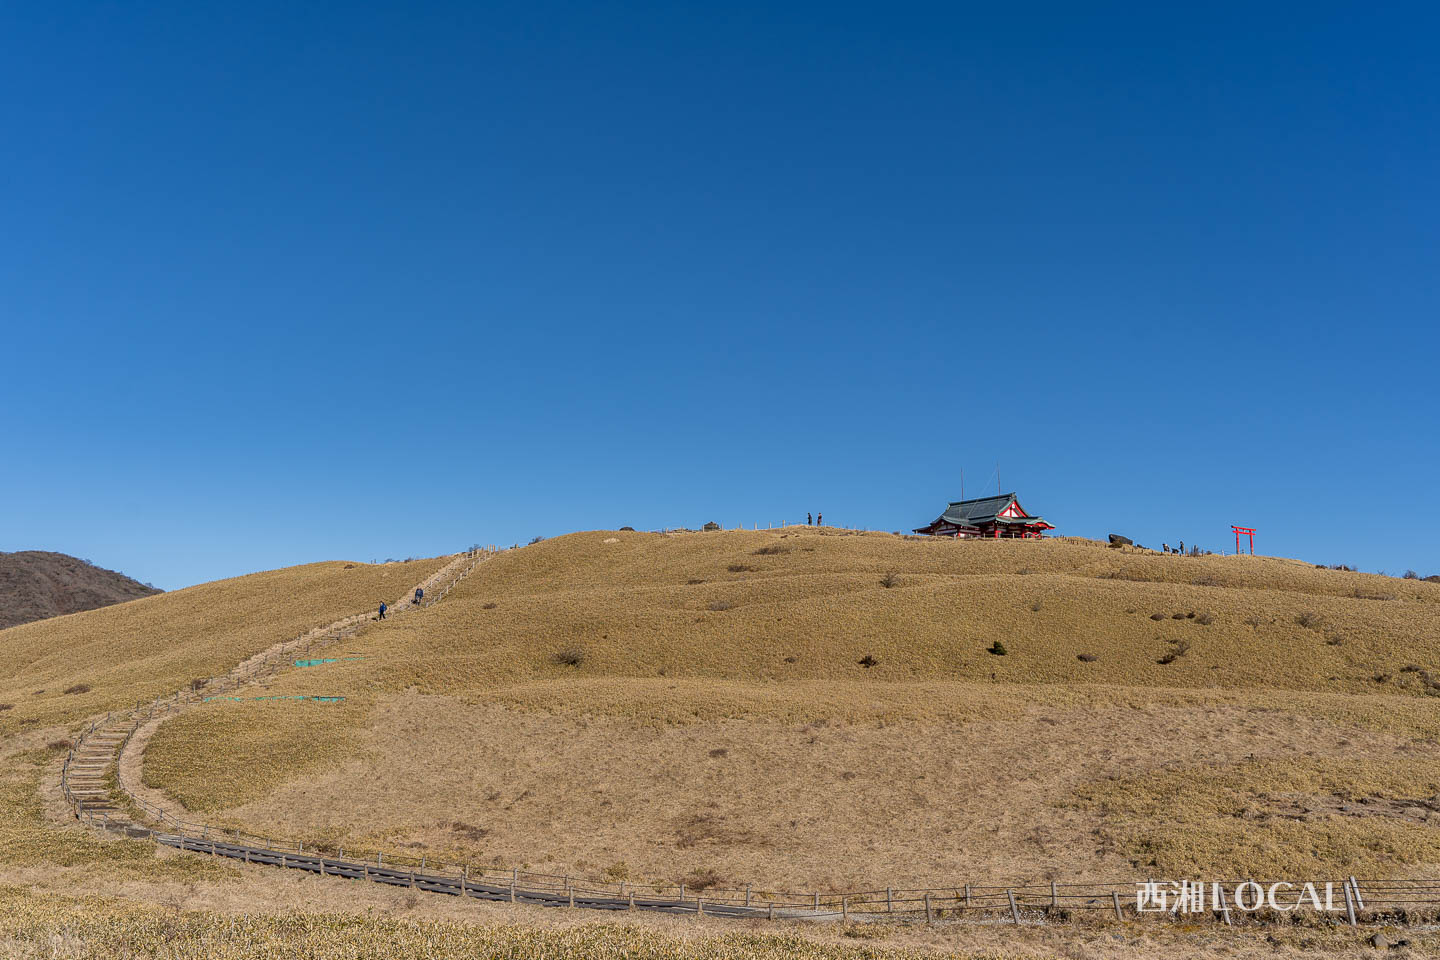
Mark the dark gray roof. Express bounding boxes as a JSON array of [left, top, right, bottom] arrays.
[[940, 493, 1019, 525]]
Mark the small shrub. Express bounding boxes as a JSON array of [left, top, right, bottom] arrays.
[[1077, 653, 1098, 663], [1030, 601, 1042, 612], [1157, 640, 1191, 665], [1295, 611, 1322, 630], [707, 600, 732, 611], [879, 571, 900, 589], [604, 861, 631, 881], [619, 526, 635, 532], [528, 535, 546, 545], [552, 646, 586, 667], [481, 601, 498, 609], [1195, 612, 1214, 625], [727, 564, 754, 573], [1245, 615, 1264, 629], [686, 578, 705, 585], [1404, 570, 1420, 580], [858, 654, 879, 668], [63, 684, 91, 695], [707, 748, 728, 758], [988, 640, 1007, 656], [1325, 634, 1344, 646], [0, 704, 12, 711], [1401, 664, 1422, 673], [46, 739, 72, 751], [682, 869, 721, 892], [1171, 613, 1186, 620], [753, 545, 789, 556], [1150, 613, 1167, 621], [783, 655, 797, 663], [1185, 611, 1196, 619], [189, 678, 208, 691], [1373, 673, 1392, 684]]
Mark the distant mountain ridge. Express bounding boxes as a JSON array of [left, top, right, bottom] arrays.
[[0, 551, 161, 629]]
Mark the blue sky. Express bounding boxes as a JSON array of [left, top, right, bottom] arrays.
[[2, 2, 1437, 589]]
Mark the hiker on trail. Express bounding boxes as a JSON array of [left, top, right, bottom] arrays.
[[817, 512, 823, 527], [1162, 543, 1169, 554], [1179, 540, 1185, 555], [378, 601, 387, 620], [807, 512, 813, 526], [414, 587, 423, 604]]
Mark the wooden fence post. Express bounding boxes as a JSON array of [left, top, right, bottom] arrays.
[[964, 884, 972, 907], [841, 897, 848, 921], [812, 891, 819, 912], [1216, 884, 1231, 926], [924, 892, 932, 923], [1343, 880, 1357, 927], [768, 902, 775, 920], [1050, 880, 1058, 908], [745, 884, 751, 907], [886, 887, 893, 912], [1112, 890, 1123, 921], [1349, 876, 1365, 911], [1008, 889, 1020, 924]]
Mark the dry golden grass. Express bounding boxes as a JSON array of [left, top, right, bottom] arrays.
[[0, 557, 447, 738], [0, 883, 1431, 960], [139, 531, 1440, 892], [0, 556, 445, 887]]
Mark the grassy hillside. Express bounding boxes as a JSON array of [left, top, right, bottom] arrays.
[[0, 555, 447, 884], [0, 550, 160, 630], [141, 530, 1440, 892]]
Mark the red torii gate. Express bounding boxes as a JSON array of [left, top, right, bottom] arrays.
[[1231, 525, 1256, 555]]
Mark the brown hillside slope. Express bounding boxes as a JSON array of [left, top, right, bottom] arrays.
[[0, 551, 161, 629], [0, 553, 449, 926], [142, 530, 1440, 893]]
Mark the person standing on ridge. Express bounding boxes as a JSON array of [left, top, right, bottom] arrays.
[[414, 587, 424, 605], [1179, 540, 1185, 556], [817, 512, 823, 527], [807, 512, 813, 526], [378, 601, 387, 620]]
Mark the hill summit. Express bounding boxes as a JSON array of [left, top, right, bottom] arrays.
[[0, 550, 160, 629]]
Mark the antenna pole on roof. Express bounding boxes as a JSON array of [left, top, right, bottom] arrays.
[[996, 462, 1001, 495], [960, 468, 964, 503]]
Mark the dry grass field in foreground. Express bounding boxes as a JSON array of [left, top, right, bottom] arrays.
[[141, 530, 1440, 893], [1, 883, 1433, 960]]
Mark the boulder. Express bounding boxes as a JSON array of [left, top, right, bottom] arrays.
[[1108, 534, 1133, 547]]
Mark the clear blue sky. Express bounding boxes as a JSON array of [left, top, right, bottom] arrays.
[[2, 2, 1436, 589]]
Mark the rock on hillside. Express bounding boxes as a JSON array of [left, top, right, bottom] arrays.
[[0, 550, 160, 629]]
